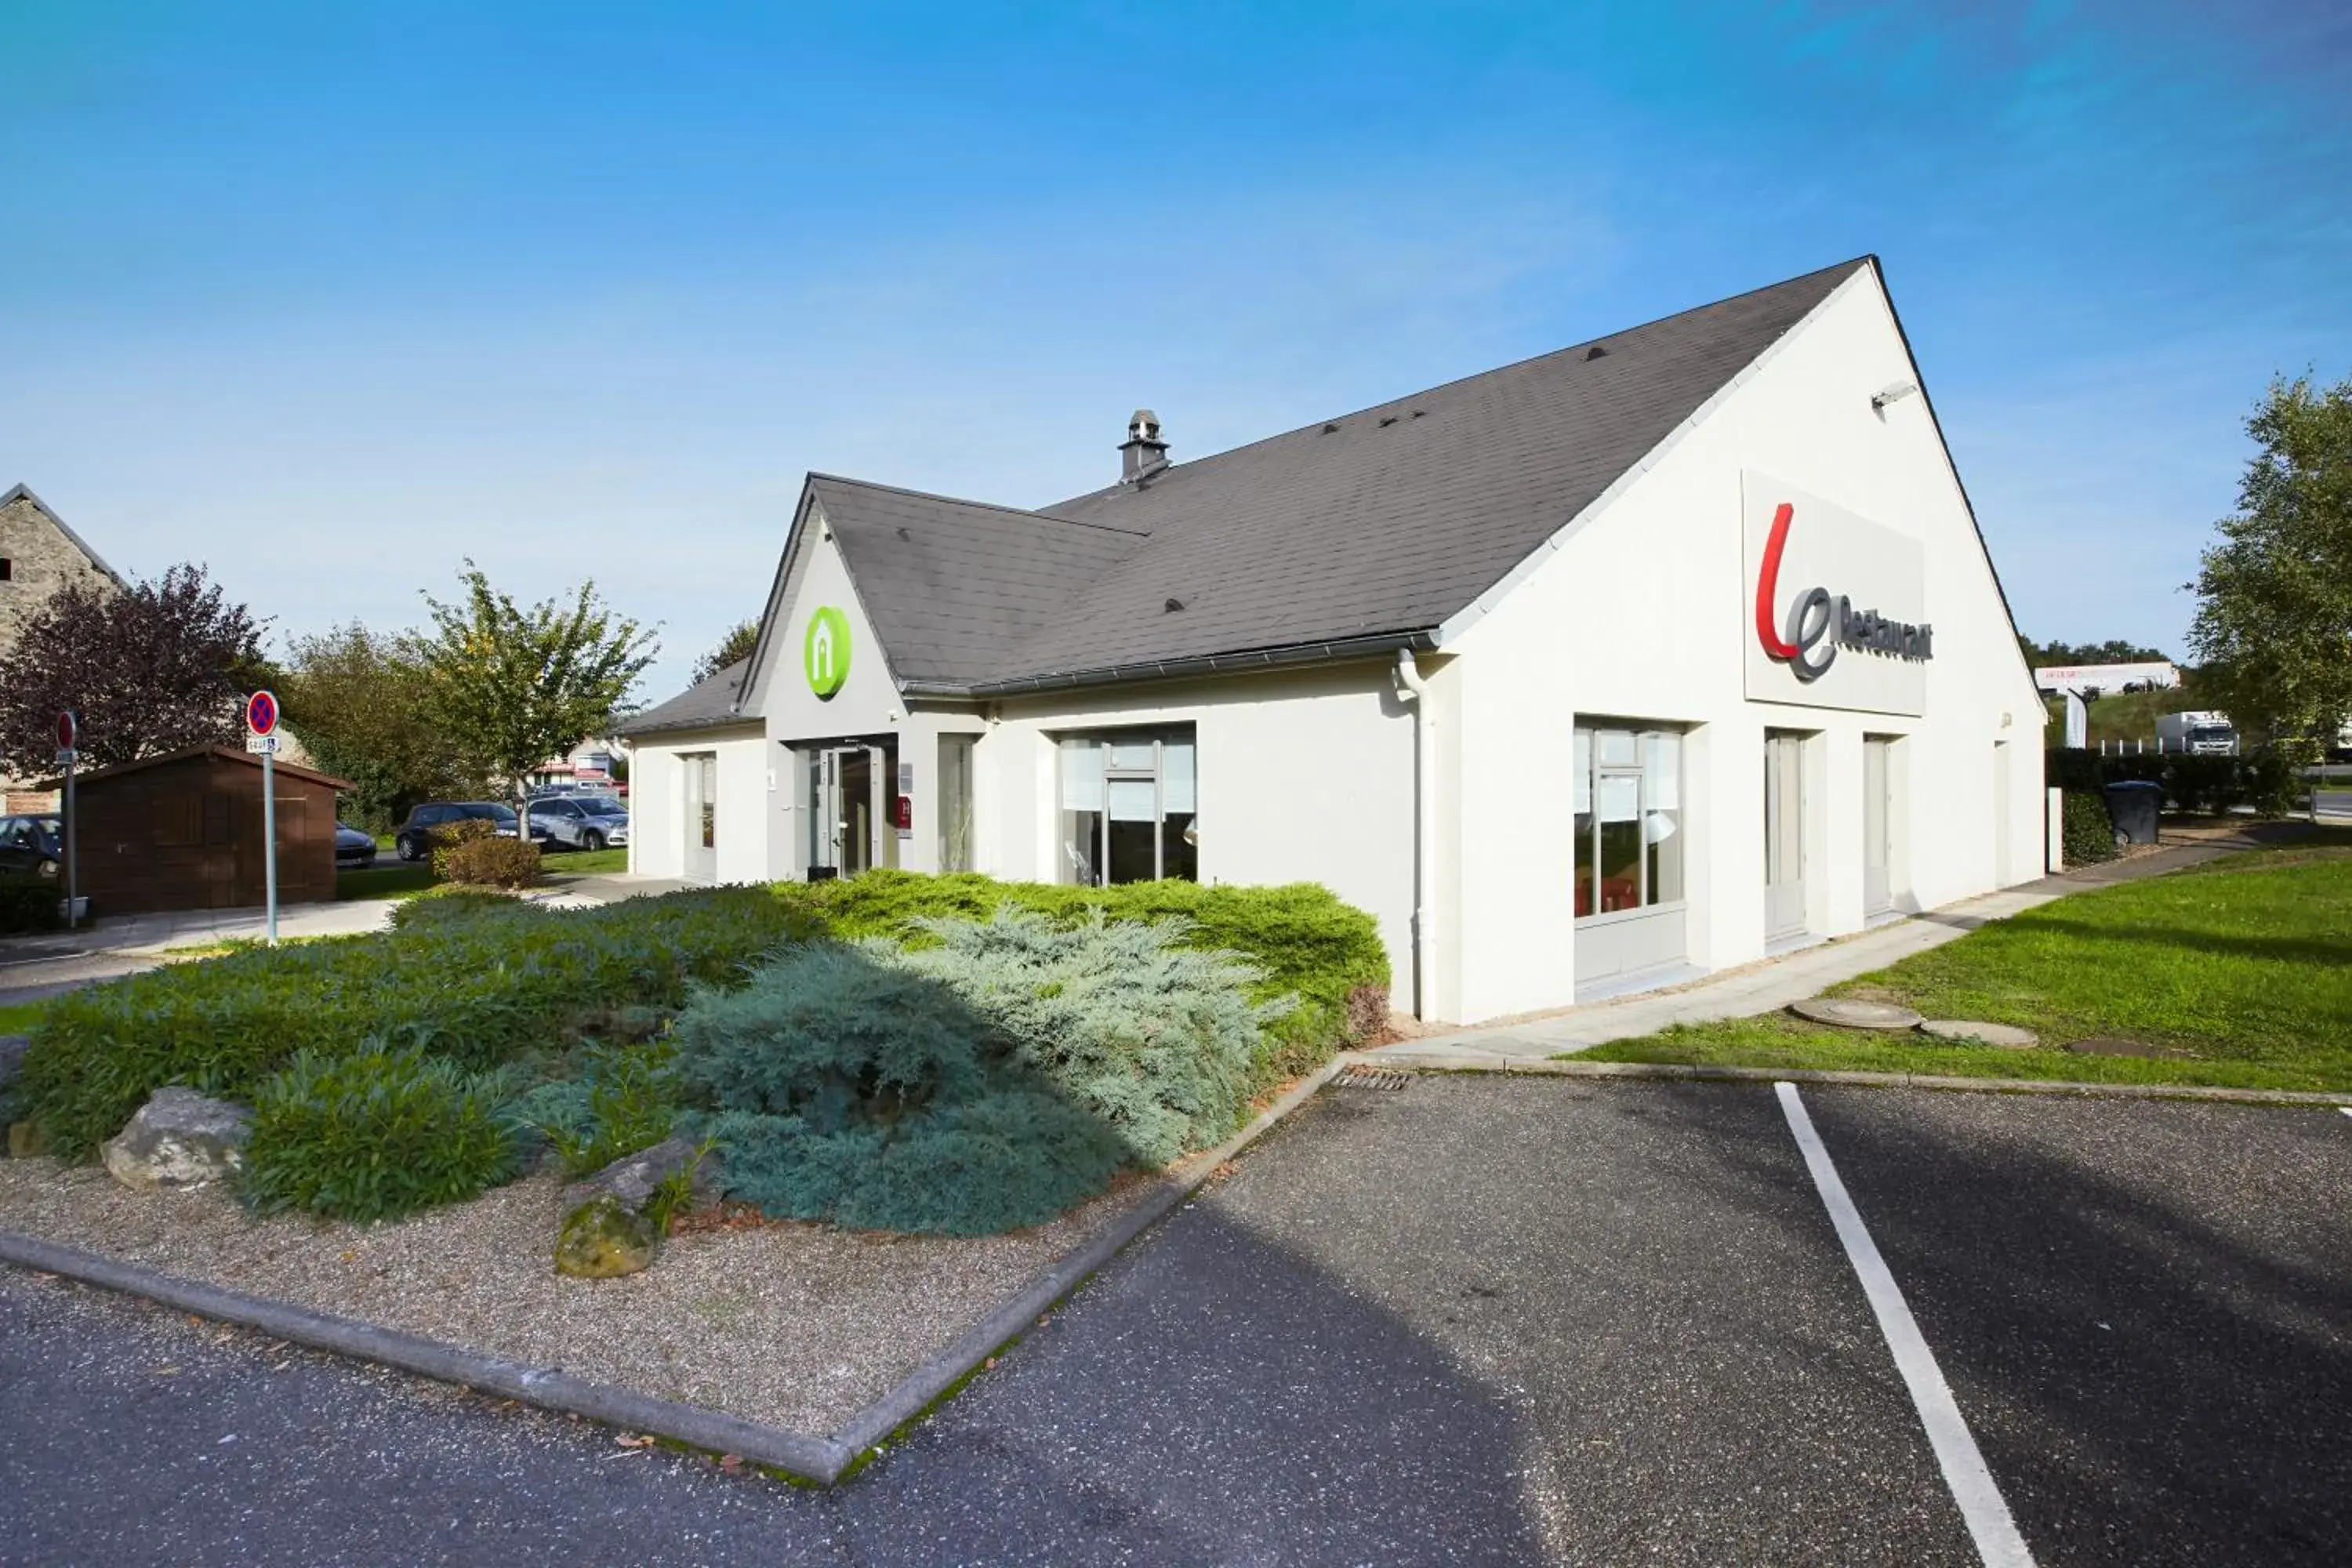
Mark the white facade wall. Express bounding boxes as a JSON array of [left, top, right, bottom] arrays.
[[622, 725, 771, 884], [1436, 268, 2046, 1023]]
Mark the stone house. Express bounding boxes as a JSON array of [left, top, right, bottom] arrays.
[[1, 485, 125, 810]]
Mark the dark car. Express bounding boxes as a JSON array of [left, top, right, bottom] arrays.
[[334, 822, 378, 869], [0, 815, 60, 878], [394, 802, 521, 862], [525, 793, 630, 851]]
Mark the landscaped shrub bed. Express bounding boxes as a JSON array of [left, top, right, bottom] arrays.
[[786, 872, 1390, 1086], [673, 939, 1132, 1235], [241, 1046, 526, 1221], [15, 887, 817, 1160], [0, 876, 60, 935]]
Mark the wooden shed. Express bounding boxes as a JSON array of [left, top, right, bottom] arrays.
[[51, 746, 351, 914]]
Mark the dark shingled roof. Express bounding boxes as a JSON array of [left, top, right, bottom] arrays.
[[634, 258, 1871, 717], [614, 657, 751, 736]]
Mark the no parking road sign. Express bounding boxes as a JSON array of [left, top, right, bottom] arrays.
[[245, 689, 281, 753], [248, 689, 283, 942]]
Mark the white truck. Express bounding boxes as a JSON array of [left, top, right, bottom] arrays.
[[2156, 711, 2238, 756]]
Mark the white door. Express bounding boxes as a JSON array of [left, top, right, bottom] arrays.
[[684, 753, 717, 884], [1864, 738, 1893, 916], [1765, 733, 1807, 941]]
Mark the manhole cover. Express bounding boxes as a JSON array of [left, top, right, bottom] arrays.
[[1917, 1019, 2040, 1048], [1336, 1065, 1411, 1091], [1789, 998, 1925, 1031]]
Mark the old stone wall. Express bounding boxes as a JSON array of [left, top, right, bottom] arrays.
[[0, 492, 115, 661]]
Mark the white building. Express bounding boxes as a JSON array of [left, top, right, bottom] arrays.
[[619, 257, 2046, 1026]]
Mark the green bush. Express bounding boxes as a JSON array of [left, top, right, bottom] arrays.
[[2061, 790, 2118, 866], [788, 872, 1389, 1085], [16, 886, 815, 1160], [240, 1046, 524, 1221], [508, 1037, 682, 1177], [891, 908, 1284, 1166], [673, 941, 1127, 1235], [387, 885, 524, 929], [0, 876, 60, 935], [437, 832, 541, 889], [2045, 749, 2304, 818]]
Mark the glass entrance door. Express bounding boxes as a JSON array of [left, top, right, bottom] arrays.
[[1864, 737, 1893, 916], [1764, 732, 1807, 941], [807, 743, 890, 880]]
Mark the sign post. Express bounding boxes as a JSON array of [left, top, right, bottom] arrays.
[[54, 711, 78, 931], [245, 691, 281, 945]]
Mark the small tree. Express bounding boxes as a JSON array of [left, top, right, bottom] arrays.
[[0, 563, 266, 775], [691, 619, 761, 684], [419, 564, 656, 812], [281, 623, 481, 832], [2188, 375, 2352, 761]]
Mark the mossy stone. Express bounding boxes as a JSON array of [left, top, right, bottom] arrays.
[[554, 1193, 659, 1279], [6, 1120, 49, 1160]]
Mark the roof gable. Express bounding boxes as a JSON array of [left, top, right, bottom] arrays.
[[0, 484, 127, 588]]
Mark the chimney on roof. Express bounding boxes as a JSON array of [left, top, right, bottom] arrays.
[[1120, 408, 1169, 485]]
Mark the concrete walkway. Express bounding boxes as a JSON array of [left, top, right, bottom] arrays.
[[1374, 834, 2274, 1067]]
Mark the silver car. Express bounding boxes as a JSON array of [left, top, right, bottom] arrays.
[[526, 794, 630, 851]]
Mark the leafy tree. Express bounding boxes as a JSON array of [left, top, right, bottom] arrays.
[[0, 563, 266, 775], [691, 619, 760, 684], [2017, 636, 2172, 669], [419, 563, 657, 809], [2189, 374, 2352, 760], [280, 623, 481, 832]]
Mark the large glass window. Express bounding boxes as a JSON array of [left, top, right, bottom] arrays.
[[1572, 724, 1683, 920], [1058, 727, 1196, 886]]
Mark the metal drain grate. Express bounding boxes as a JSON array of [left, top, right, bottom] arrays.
[[1337, 1065, 1412, 1091]]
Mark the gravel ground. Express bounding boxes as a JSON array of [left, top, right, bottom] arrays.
[[0, 1159, 1151, 1436]]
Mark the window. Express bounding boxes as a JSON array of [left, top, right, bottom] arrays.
[[0, 559, 13, 581], [1572, 724, 1683, 920], [937, 734, 975, 874], [1058, 727, 1196, 886]]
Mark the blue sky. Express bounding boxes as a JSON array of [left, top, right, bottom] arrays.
[[5, 1, 2347, 701]]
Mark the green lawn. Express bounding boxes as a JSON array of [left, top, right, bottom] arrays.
[[0, 998, 49, 1036], [1583, 839, 2352, 1092], [335, 844, 625, 900]]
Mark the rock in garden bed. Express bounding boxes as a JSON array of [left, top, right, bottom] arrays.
[[101, 1087, 252, 1190], [0, 1157, 1156, 1436]]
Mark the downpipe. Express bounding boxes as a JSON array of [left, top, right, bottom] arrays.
[[1392, 650, 1435, 1022]]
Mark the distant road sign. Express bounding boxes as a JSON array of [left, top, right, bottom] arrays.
[[245, 689, 279, 737], [54, 749, 75, 767], [245, 735, 281, 755], [56, 711, 76, 750]]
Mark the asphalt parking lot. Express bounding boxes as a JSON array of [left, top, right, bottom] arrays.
[[2, 1077, 2347, 1565]]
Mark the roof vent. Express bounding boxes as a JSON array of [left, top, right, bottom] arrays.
[[1164, 597, 1185, 613], [1322, 422, 1340, 434], [1584, 343, 1608, 361], [1378, 416, 1399, 427], [1120, 408, 1170, 485]]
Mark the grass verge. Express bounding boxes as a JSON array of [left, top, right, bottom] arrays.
[[1583, 837, 2352, 1093], [336, 845, 625, 901]]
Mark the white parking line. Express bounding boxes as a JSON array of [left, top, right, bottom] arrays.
[[1776, 1082, 2036, 1568], [2340, 1107, 2352, 1121]]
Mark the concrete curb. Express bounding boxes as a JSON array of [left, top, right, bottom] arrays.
[[0, 1229, 856, 1479], [1352, 1051, 2352, 1107], [0, 1058, 1348, 1486]]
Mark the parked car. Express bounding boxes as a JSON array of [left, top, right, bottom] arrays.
[[0, 815, 60, 878], [334, 822, 378, 869], [526, 793, 630, 851], [394, 802, 521, 862]]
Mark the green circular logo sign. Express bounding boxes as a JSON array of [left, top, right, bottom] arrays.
[[803, 606, 851, 698]]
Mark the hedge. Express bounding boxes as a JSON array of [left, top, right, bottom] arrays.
[[14, 887, 817, 1160], [782, 872, 1392, 1087], [2045, 749, 2303, 817], [0, 876, 60, 936], [2060, 790, 2119, 866]]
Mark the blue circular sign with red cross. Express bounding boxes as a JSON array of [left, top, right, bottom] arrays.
[[245, 689, 279, 737]]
